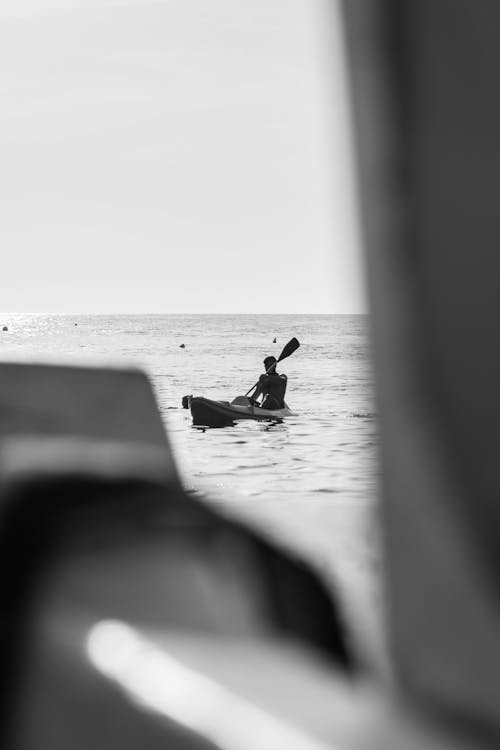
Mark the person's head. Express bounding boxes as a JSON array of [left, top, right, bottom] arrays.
[[264, 356, 277, 373]]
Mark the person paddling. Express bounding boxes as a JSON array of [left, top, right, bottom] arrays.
[[250, 356, 288, 410]]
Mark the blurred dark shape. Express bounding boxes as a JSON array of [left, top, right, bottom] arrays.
[[343, 0, 500, 743], [180, 344, 186, 349], [0, 364, 352, 749], [182, 394, 193, 409], [273, 337, 277, 343], [0, 362, 171, 452], [2, 327, 8, 332]]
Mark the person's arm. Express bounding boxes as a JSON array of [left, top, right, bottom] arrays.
[[249, 375, 265, 404]]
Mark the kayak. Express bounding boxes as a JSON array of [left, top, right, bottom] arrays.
[[186, 395, 295, 428]]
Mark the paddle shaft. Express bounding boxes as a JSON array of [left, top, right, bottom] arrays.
[[245, 337, 300, 397]]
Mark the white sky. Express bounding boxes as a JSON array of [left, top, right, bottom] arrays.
[[0, 0, 366, 313]]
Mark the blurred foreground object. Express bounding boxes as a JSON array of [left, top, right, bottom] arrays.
[[0, 363, 353, 750], [343, 0, 500, 745]]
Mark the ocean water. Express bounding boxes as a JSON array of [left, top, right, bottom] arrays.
[[0, 313, 382, 660]]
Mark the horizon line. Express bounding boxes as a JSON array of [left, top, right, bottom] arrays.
[[0, 310, 370, 316]]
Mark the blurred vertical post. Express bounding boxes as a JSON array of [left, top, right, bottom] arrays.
[[343, 0, 500, 739]]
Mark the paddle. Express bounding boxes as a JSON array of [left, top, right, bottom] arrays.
[[245, 337, 300, 397]]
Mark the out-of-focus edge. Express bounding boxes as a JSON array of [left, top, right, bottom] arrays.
[[341, 0, 500, 741]]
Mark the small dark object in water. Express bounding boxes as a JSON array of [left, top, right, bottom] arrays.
[[74, 323, 78, 326], [273, 337, 277, 343], [2, 326, 8, 332], [182, 394, 193, 409], [180, 343, 185, 349]]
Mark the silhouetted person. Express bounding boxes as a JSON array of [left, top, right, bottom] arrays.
[[251, 356, 287, 410]]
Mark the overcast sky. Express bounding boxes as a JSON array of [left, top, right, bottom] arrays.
[[0, 0, 366, 314]]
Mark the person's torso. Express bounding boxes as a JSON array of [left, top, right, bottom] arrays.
[[259, 373, 287, 407]]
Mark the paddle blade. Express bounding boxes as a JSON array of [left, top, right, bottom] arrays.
[[277, 337, 300, 363]]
